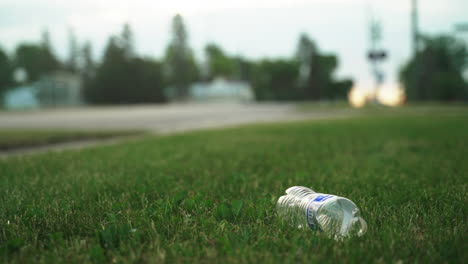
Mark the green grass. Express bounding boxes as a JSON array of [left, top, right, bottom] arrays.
[[0, 130, 142, 151], [1, 108, 467, 263]]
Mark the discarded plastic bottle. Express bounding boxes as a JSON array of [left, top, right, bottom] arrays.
[[277, 186, 367, 239]]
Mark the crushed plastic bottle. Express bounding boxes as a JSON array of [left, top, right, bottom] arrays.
[[277, 186, 367, 240]]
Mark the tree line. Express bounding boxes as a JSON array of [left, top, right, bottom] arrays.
[[0, 14, 354, 105], [1, 14, 465, 105], [399, 35, 468, 101]]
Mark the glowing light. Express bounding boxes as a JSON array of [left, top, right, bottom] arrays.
[[376, 84, 405, 107], [348, 86, 369, 108]]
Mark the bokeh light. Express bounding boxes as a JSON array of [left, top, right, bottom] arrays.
[[376, 83, 406, 107]]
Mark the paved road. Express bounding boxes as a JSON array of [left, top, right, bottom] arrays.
[[0, 103, 351, 133]]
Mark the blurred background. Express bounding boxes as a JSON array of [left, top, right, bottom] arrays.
[[0, 0, 467, 128]]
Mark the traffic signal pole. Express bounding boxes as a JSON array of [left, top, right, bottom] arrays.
[[367, 17, 387, 102]]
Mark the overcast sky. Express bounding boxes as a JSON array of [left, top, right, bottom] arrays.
[[1, 0, 467, 89]]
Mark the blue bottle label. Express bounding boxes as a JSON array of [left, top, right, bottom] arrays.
[[313, 194, 333, 202], [306, 202, 318, 230], [306, 194, 336, 231]]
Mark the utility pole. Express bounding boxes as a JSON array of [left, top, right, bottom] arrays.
[[411, 0, 419, 56], [410, 0, 421, 99]]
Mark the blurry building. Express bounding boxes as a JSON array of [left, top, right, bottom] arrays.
[[4, 71, 83, 109], [36, 71, 83, 107], [4, 85, 40, 109], [189, 78, 254, 102]]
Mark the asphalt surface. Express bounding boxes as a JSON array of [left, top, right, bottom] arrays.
[[0, 103, 348, 133], [0, 102, 357, 157]]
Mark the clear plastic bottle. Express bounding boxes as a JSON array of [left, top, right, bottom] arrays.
[[277, 186, 367, 240]]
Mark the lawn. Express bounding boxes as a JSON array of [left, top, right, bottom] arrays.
[[0, 130, 142, 151], [0, 108, 467, 263]]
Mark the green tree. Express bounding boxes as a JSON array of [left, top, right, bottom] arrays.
[[86, 36, 124, 103], [205, 43, 235, 79], [252, 59, 300, 101], [400, 35, 468, 101], [14, 44, 43, 82], [66, 27, 79, 73], [296, 33, 316, 88], [127, 58, 166, 103], [81, 42, 94, 71], [0, 47, 14, 103], [39, 30, 61, 73], [296, 34, 326, 100], [120, 23, 134, 59], [81, 41, 95, 100], [164, 14, 198, 99], [233, 56, 253, 82], [329, 79, 354, 100], [310, 54, 337, 99], [295, 33, 351, 100], [14, 30, 60, 82], [86, 25, 166, 104], [250, 34, 352, 101]]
